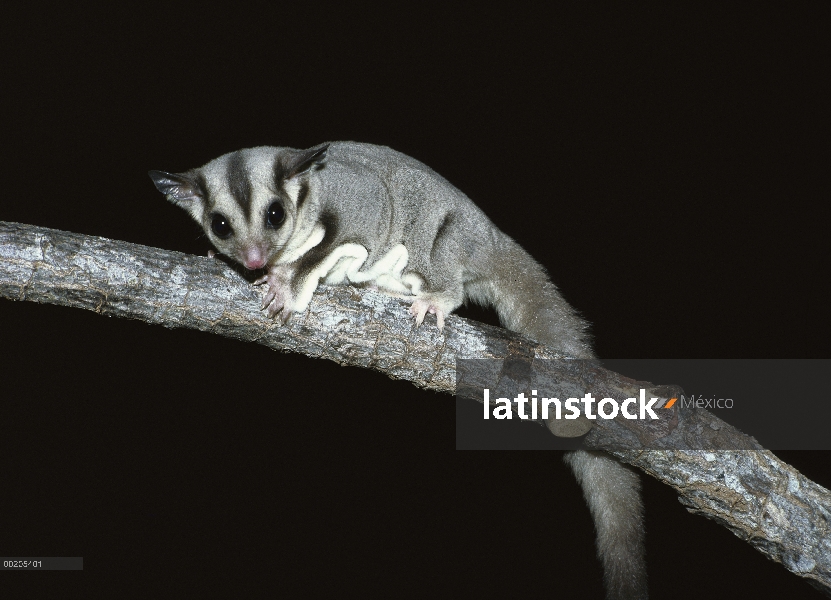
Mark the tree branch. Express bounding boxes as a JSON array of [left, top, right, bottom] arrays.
[[1, 221, 829, 596]]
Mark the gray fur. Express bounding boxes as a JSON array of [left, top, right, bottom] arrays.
[[565, 450, 648, 600], [149, 141, 648, 599]]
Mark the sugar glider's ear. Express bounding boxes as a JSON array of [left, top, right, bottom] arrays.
[[148, 170, 205, 222], [285, 144, 330, 180]]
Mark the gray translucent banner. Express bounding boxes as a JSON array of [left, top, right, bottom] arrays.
[[455, 359, 830, 450]]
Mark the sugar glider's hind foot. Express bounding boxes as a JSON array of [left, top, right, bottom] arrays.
[[254, 265, 295, 324], [409, 293, 461, 332], [410, 298, 445, 330]]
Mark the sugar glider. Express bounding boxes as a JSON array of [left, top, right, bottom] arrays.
[[149, 141, 647, 599]]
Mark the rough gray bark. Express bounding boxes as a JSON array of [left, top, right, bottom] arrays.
[[1, 221, 829, 596]]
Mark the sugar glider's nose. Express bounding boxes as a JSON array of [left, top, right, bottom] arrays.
[[242, 246, 267, 270]]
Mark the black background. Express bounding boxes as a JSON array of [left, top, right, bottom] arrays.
[[1, 5, 829, 598]]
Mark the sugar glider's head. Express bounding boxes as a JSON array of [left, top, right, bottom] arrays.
[[149, 144, 329, 270]]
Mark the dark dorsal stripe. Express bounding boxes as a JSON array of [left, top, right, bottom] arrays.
[[274, 152, 310, 210], [273, 152, 288, 189], [273, 152, 292, 210], [226, 151, 254, 220]]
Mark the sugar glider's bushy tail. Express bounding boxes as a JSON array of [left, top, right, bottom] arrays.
[[464, 233, 594, 358], [466, 233, 648, 599], [564, 450, 648, 600]]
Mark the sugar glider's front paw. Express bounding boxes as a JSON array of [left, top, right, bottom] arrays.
[[254, 265, 296, 324]]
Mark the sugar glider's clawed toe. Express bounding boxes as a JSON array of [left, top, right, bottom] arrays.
[[255, 265, 295, 324], [409, 297, 446, 331], [409, 292, 460, 331]]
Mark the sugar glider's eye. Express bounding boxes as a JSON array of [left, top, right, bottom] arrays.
[[211, 213, 232, 239], [266, 201, 285, 228]]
